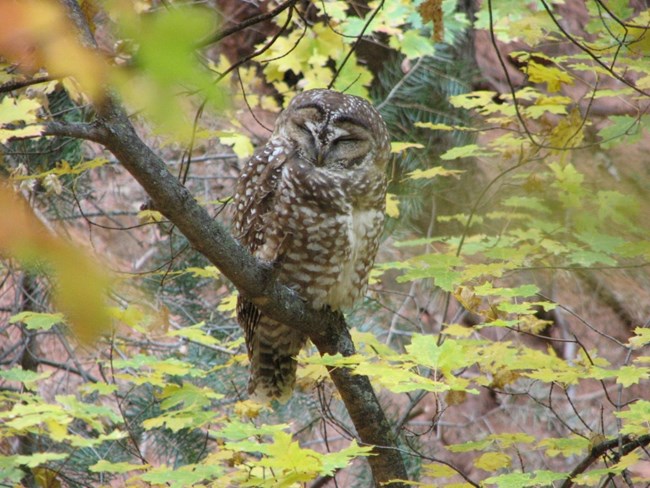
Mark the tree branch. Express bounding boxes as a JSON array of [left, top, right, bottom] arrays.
[[43, 120, 105, 141], [200, 0, 300, 47], [0, 76, 52, 94], [51, 0, 409, 485], [90, 93, 407, 487], [560, 434, 650, 488]]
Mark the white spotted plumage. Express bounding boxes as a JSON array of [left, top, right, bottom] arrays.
[[232, 89, 390, 401]]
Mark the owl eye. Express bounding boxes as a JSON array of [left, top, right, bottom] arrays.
[[333, 136, 362, 144], [294, 122, 316, 145], [347, 156, 365, 167]]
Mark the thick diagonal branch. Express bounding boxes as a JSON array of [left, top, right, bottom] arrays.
[[48, 102, 409, 487], [47, 1, 409, 485], [70, 100, 406, 486]]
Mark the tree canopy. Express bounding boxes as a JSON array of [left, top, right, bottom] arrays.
[[0, 1, 649, 487]]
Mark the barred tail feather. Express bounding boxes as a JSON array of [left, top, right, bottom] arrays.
[[247, 318, 307, 403]]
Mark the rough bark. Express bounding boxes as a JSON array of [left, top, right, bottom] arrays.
[[48, 1, 410, 485], [86, 99, 407, 486]]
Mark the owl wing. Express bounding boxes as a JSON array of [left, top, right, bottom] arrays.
[[232, 145, 287, 254], [233, 144, 306, 400]]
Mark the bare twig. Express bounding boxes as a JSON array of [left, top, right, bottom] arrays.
[[201, 0, 299, 46], [328, 0, 384, 90], [216, 1, 297, 82], [0, 76, 52, 94], [539, 0, 650, 98]]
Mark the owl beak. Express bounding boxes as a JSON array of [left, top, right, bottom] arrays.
[[315, 150, 325, 167], [313, 141, 326, 167]]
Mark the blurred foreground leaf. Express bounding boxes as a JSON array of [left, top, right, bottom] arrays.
[[0, 186, 111, 343]]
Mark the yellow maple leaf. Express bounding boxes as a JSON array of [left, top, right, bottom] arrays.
[[527, 61, 574, 92], [386, 193, 400, 218], [474, 451, 512, 471]]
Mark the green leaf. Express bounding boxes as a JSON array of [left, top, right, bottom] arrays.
[[0, 367, 52, 388], [474, 451, 511, 471], [549, 161, 585, 209], [422, 462, 458, 478], [484, 470, 568, 487], [447, 438, 494, 453], [55, 394, 122, 428], [527, 470, 570, 485], [317, 1, 349, 21], [450, 87, 496, 107], [440, 144, 496, 160], [302, 353, 364, 367], [406, 167, 465, 180], [524, 95, 571, 118], [0, 97, 41, 126], [398, 254, 462, 291], [68, 430, 127, 448], [214, 420, 289, 442], [215, 131, 254, 159], [320, 440, 374, 475], [474, 282, 540, 298], [140, 463, 223, 488], [398, 265, 461, 291], [9, 311, 65, 331], [158, 383, 223, 410], [497, 300, 549, 315], [537, 436, 589, 457], [415, 121, 472, 131], [168, 322, 219, 346], [502, 196, 551, 214], [79, 382, 118, 395], [111, 5, 226, 140], [12, 452, 68, 468], [0, 125, 44, 142], [108, 305, 149, 331], [389, 30, 435, 59], [575, 231, 625, 254], [217, 291, 238, 317], [185, 266, 221, 279], [353, 361, 454, 394], [0, 97, 43, 142], [257, 431, 322, 473], [406, 335, 473, 372], [597, 115, 645, 148], [615, 400, 650, 435], [391, 141, 425, 153], [629, 327, 650, 348], [614, 365, 649, 387], [142, 405, 218, 432], [90, 460, 146, 474], [568, 249, 617, 267]]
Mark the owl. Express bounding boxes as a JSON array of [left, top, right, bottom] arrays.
[[232, 89, 390, 401]]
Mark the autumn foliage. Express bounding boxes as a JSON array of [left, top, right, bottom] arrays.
[[0, 1, 649, 487]]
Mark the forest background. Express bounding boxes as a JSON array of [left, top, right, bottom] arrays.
[[0, 0, 649, 487]]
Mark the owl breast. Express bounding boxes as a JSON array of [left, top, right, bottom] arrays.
[[269, 161, 385, 312], [325, 207, 384, 309], [232, 88, 390, 400]]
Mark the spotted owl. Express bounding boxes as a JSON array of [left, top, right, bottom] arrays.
[[232, 89, 390, 401]]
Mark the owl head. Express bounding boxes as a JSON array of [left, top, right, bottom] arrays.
[[274, 89, 390, 173]]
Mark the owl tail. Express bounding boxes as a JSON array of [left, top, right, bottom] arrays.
[[247, 319, 308, 403]]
